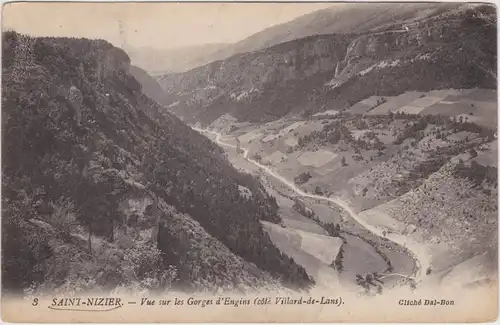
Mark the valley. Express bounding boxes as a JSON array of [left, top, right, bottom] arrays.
[[2, 1, 496, 306], [194, 126, 422, 292], [191, 84, 497, 292]]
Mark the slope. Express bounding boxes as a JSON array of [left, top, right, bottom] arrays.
[[129, 65, 167, 105], [158, 4, 496, 126], [220, 3, 461, 57], [1, 32, 313, 295], [134, 3, 460, 74]]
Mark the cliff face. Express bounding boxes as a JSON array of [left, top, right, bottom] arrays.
[[158, 5, 496, 125], [131, 3, 459, 74], [2, 32, 313, 294], [221, 3, 461, 57], [159, 34, 352, 123]]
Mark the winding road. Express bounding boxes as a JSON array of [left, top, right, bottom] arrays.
[[193, 127, 430, 284]]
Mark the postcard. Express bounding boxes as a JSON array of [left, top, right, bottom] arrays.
[[1, 1, 498, 322]]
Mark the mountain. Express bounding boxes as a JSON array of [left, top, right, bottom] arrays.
[[158, 4, 496, 126], [127, 3, 459, 75], [215, 3, 461, 59], [1, 32, 313, 294], [125, 43, 229, 75], [129, 65, 167, 105]]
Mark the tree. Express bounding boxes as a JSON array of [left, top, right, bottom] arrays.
[[469, 148, 478, 158], [294, 172, 312, 185], [355, 272, 384, 295], [408, 278, 417, 291], [333, 246, 344, 273]]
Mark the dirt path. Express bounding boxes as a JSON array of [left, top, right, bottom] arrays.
[[193, 127, 430, 284]]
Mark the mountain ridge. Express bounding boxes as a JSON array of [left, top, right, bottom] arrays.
[[157, 4, 496, 126], [129, 3, 464, 75], [213, 3, 464, 59]]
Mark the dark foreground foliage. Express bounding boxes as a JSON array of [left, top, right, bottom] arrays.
[[2, 32, 313, 293]]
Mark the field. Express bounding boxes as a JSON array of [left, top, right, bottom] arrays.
[[261, 221, 342, 288], [262, 150, 286, 165], [306, 202, 344, 224], [405, 95, 447, 109], [284, 137, 299, 147], [349, 96, 389, 115], [261, 134, 280, 143], [340, 234, 388, 279], [298, 150, 338, 168], [239, 130, 263, 144], [436, 251, 496, 288], [211, 87, 497, 289], [366, 91, 426, 115], [475, 140, 498, 167], [395, 105, 428, 115], [420, 89, 497, 128], [208, 113, 238, 132], [313, 109, 339, 117]]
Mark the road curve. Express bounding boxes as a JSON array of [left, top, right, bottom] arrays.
[[193, 127, 430, 283]]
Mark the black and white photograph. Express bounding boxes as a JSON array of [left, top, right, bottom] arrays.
[[1, 1, 498, 322]]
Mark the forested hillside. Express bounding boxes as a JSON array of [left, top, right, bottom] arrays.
[[1, 32, 313, 294]]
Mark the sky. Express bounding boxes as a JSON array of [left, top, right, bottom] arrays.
[[2, 2, 335, 50]]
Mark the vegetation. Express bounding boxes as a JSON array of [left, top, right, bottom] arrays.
[[294, 172, 312, 185], [160, 5, 496, 125], [455, 160, 497, 187], [355, 272, 384, 295], [292, 198, 315, 219], [2, 32, 313, 294], [332, 246, 345, 273]]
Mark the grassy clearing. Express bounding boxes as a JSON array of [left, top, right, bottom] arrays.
[[349, 96, 388, 115], [298, 150, 338, 168], [395, 105, 428, 115], [340, 234, 388, 278], [474, 140, 497, 167], [367, 91, 425, 115], [261, 221, 342, 286], [262, 150, 287, 165]]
